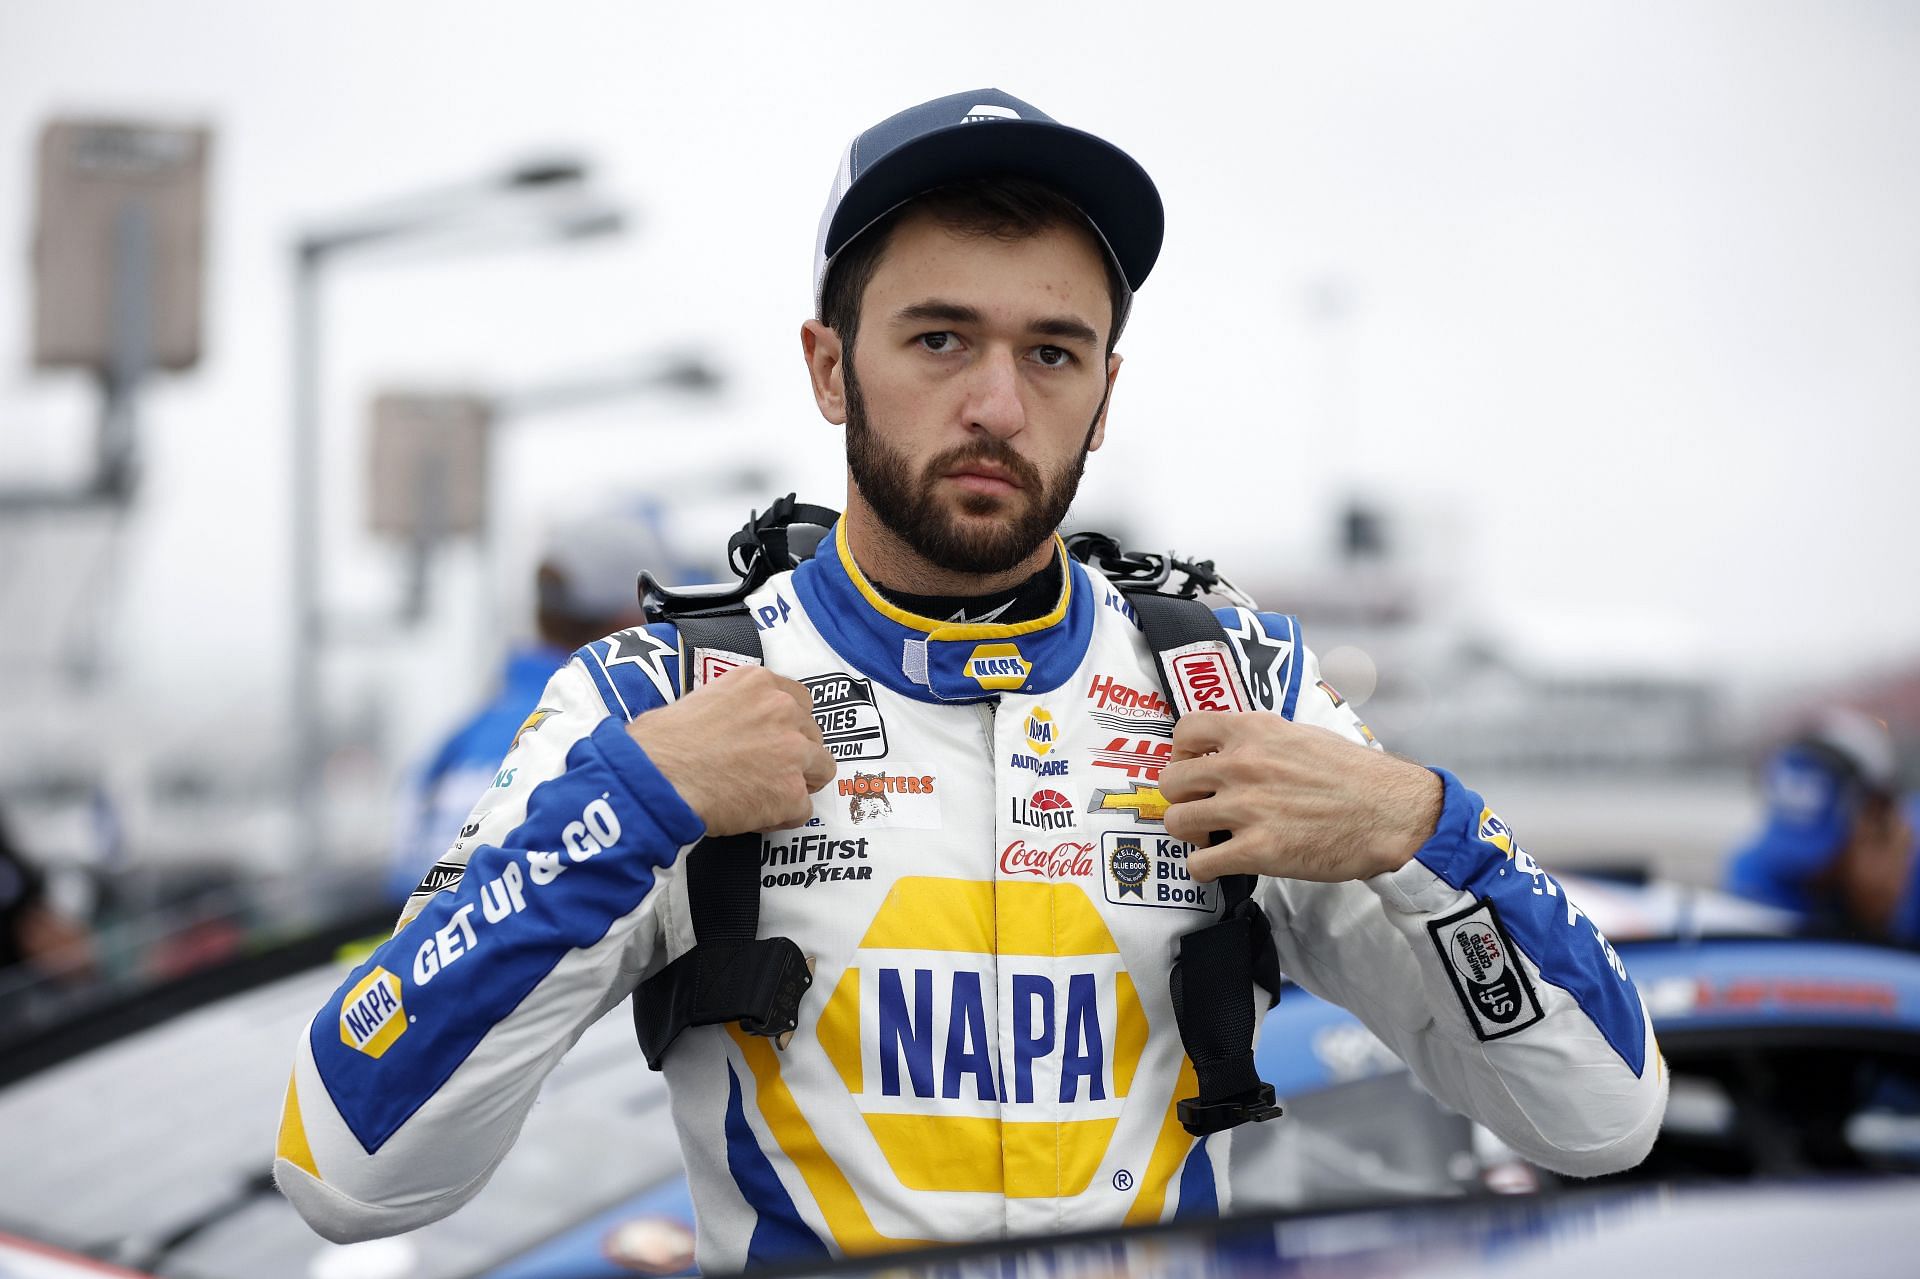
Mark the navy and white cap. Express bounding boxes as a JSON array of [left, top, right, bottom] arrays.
[[812, 88, 1164, 318], [1725, 708, 1901, 912]]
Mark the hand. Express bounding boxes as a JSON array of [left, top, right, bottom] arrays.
[[1158, 711, 1442, 885], [626, 666, 836, 835]]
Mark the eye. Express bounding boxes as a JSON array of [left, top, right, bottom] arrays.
[[917, 331, 956, 352], [1033, 345, 1073, 367]]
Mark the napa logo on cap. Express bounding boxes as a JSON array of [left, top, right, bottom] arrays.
[[339, 966, 408, 1059], [964, 643, 1031, 690]]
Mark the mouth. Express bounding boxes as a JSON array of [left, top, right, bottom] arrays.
[[944, 463, 1023, 497]]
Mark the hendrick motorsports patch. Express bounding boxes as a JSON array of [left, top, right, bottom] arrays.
[[1428, 899, 1543, 1040]]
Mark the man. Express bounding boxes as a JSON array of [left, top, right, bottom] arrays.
[[0, 808, 94, 996], [1725, 708, 1920, 945], [276, 90, 1666, 1267], [382, 510, 682, 904]]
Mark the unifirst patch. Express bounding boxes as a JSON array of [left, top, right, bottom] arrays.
[[339, 966, 409, 1058]]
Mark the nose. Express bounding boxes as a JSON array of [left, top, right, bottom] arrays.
[[963, 346, 1026, 440]]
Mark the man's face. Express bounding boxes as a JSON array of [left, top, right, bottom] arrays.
[[828, 209, 1120, 577]]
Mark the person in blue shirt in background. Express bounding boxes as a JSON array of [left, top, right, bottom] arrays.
[[384, 509, 697, 903], [1725, 707, 1920, 946]]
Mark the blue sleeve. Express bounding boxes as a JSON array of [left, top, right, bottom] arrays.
[[311, 715, 703, 1153], [1410, 769, 1649, 1076]]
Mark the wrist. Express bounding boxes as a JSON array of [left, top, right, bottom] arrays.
[[1371, 760, 1443, 877]]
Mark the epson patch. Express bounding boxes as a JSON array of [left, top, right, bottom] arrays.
[[1428, 898, 1543, 1040]]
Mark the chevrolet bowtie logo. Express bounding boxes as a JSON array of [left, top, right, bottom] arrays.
[[1089, 783, 1168, 822]]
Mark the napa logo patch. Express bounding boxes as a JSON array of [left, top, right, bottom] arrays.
[[1024, 706, 1057, 756], [339, 966, 408, 1058], [1476, 808, 1516, 857], [811, 876, 1148, 1198], [964, 643, 1031, 690]]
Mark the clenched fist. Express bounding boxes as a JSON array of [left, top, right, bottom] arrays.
[[626, 665, 836, 835], [1158, 711, 1442, 885]]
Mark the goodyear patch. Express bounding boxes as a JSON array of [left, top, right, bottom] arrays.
[[1428, 899, 1543, 1041], [339, 966, 409, 1058], [964, 643, 1031, 691]]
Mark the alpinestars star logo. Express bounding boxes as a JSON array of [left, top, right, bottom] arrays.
[[1223, 610, 1294, 711], [603, 627, 676, 704]]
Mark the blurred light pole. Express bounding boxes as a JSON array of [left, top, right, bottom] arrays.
[[290, 159, 624, 867]]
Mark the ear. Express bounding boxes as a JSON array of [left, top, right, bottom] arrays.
[[1087, 352, 1122, 453], [802, 319, 847, 425]]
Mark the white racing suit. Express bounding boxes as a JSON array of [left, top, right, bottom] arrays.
[[276, 525, 1667, 1269]]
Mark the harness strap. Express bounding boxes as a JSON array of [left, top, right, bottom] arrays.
[[1123, 590, 1285, 1137], [631, 608, 813, 1070]]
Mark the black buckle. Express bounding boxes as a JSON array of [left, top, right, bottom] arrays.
[[1064, 530, 1228, 600], [642, 494, 841, 621], [1176, 1084, 1283, 1137], [736, 939, 814, 1040]]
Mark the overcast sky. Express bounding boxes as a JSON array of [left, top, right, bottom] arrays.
[[1, 0, 1916, 774]]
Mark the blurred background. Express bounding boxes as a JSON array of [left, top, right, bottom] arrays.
[[0, 1, 1916, 1276]]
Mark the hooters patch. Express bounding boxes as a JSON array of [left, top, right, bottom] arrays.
[[1428, 899, 1543, 1040]]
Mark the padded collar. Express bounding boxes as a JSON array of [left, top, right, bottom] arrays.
[[790, 520, 1095, 703]]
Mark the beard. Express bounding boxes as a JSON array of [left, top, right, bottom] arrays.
[[843, 357, 1104, 576]]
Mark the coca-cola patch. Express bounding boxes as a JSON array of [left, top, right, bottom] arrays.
[[999, 837, 1096, 879], [1428, 899, 1543, 1040]]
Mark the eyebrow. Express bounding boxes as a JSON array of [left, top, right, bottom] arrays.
[[893, 300, 1100, 348]]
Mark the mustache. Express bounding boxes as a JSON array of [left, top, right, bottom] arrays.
[[923, 438, 1043, 491]]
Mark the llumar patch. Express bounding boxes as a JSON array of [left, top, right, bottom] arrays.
[[1428, 898, 1543, 1040]]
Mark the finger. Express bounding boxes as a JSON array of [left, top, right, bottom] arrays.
[[770, 673, 818, 718], [1156, 756, 1219, 804], [1163, 796, 1233, 848], [763, 794, 816, 834], [1171, 711, 1237, 757], [800, 744, 837, 792], [1186, 835, 1256, 884]]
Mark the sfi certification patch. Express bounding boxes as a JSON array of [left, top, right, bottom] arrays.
[[1427, 898, 1543, 1040]]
